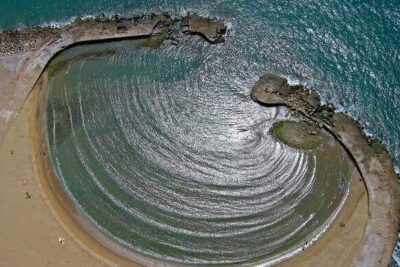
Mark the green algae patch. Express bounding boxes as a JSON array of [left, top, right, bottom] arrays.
[[47, 48, 117, 78], [142, 33, 170, 48], [271, 120, 323, 150], [47, 60, 69, 79]]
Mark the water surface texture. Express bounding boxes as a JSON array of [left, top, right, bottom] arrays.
[[2, 1, 398, 168], [47, 41, 350, 265], [2, 0, 399, 264]]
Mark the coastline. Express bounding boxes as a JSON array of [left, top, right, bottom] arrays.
[[0, 13, 227, 141], [32, 73, 160, 266], [4, 65, 371, 267], [0, 14, 227, 266], [0, 76, 108, 266], [251, 74, 400, 266], [0, 14, 226, 266], [0, 14, 398, 266], [33, 68, 368, 266]]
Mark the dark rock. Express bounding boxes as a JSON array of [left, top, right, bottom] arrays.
[[182, 14, 227, 44], [117, 26, 128, 34], [305, 90, 321, 108], [255, 74, 289, 94], [370, 140, 387, 155], [0, 13, 227, 56], [0, 27, 58, 56]]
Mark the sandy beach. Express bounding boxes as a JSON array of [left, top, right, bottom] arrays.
[[0, 72, 369, 266], [0, 16, 398, 267], [0, 83, 110, 266], [280, 168, 368, 266]]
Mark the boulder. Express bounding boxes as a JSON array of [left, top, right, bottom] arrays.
[[253, 73, 289, 94], [182, 15, 227, 44]]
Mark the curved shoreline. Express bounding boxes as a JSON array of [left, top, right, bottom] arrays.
[[0, 14, 226, 266], [0, 15, 397, 267], [18, 80, 368, 266], [251, 74, 400, 266], [35, 68, 364, 266], [31, 75, 141, 266], [0, 14, 227, 141], [32, 73, 172, 266]]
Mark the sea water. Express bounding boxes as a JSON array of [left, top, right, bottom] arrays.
[[45, 39, 351, 264], [1, 0, 399, 265]]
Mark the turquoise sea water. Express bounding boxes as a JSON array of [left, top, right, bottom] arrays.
[[2, 0, 399, 265]]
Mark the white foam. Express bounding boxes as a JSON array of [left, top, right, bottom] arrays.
[[283, 75, 301, 86], [394, 165, 400, 176], [39, 14, 92, 29]]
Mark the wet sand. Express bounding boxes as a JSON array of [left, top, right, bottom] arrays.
[[280, 168, 368, 266]]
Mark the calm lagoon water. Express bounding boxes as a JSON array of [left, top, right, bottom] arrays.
[[46, 40, 351, 264], [2, 0, 399, 265]]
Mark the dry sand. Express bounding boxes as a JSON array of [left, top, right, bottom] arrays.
[[1, 75, 147, 266], [0, 84, 108, 267]]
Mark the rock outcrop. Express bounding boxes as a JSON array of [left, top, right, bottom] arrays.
[[182, 15, 227, 43], [251, 73, 400, 267], [0, 27, 59, 56], [0, 14, 228, 55], [251, 73, 320, 113]]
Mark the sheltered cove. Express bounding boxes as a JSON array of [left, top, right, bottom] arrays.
[[0, 14, 398, 266], [251, 74, 400, 266]]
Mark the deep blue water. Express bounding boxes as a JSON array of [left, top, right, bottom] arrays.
[[2, 0, 399, 265]]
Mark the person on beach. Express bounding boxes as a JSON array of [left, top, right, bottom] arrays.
[[58, 237, 65, 244], [25, 192, 31, 199]]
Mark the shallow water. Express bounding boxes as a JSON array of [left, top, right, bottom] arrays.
[[46, 40, 350, 264], [3, 0, 400, 264]]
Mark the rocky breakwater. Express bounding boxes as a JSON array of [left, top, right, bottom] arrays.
[[182, 14, 227, 43], [0, 28, 60, 56], [142, 14, 227, 48], [251, 73, 400, 267], [0, 14, 227, 141]]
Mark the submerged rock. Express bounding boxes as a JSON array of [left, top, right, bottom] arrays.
[[270, 120, 323, 150]]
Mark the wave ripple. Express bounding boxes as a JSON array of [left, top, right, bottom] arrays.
[[46, 39, 350, 265]]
